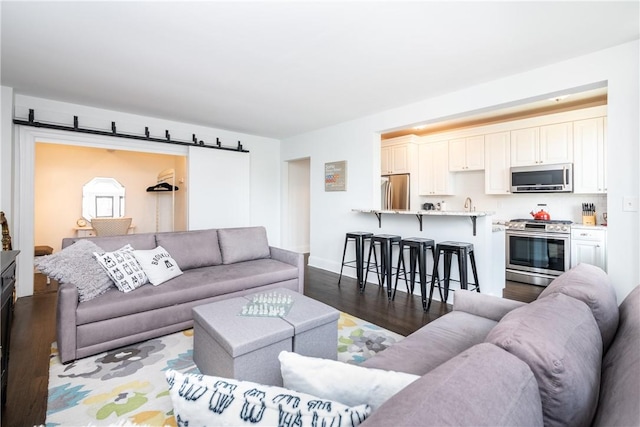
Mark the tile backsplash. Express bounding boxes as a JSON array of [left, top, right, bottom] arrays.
[[419, 171, 608, 224]]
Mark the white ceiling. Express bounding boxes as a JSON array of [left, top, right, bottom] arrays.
[[2, 1, 638, 139]]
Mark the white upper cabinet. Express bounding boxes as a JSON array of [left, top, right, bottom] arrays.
[[540, 122, 573, 164], [484, 131, 511, 194], [449, 135, 485, 171], [419, 140, 454, 195], [510, 122, 573, 166], [573, 117, 606, 194], [381, 136, 417, 175]]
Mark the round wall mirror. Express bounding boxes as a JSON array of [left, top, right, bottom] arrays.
[[82, 177, 125, 221]]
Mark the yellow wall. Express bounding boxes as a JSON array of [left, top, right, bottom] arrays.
[[35, 143, 187, 251]]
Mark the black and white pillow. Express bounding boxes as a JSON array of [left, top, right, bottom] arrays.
[[165, 370, 371, 426], [94, 244, 148, 293], [133, 246, 183, 286]]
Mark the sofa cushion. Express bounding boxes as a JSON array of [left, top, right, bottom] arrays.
[[75, 258, 299, 325], [279, 351, 419, 411], [592, 285, 640, 427], [166, 369, 371, 427], [539, 263, 618, 351], [361, 311, 497, 376], [485, 293, 602, 427], [218, 226, 270, 264], [155, 229, 222, 270], [35, 239, 113, 302], [360, 343, 543, 427]]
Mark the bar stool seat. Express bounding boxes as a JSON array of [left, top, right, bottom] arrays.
[[338, 232, 374, 288], [393, 237, 438, 302], [427, 241, 480, 311], [364, 234, 401, 300]]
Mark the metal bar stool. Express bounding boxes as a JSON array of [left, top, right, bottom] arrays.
[[393, 237, 438, 301], [338, 232, 374, 287], [427, 241, 480, 311], [363, 234, 402, 300]]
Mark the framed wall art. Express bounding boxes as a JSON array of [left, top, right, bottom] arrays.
[[325, 161, 347, 191]]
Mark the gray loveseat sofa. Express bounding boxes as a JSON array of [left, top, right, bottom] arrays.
[[56, 226, 304, 364], [360, 263, 639, 427]]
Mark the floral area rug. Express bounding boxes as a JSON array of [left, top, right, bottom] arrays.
[[46, 312, 403, 426]]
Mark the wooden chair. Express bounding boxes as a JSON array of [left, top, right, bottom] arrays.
[[90, 217, 132, 237]]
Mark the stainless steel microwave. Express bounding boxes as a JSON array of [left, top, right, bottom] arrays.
[[510, 163, 573, 193]]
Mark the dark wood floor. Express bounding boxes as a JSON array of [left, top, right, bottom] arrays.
[[2, 265, 541, 427]]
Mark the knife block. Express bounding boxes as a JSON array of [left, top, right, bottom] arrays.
[[582, 214, 596, 225]]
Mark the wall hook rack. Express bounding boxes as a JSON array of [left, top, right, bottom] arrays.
[[14, 109, 250, 153]]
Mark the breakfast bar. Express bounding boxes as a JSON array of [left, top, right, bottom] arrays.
[[352, 209, 495, 236], [348, 208, 504, 300]]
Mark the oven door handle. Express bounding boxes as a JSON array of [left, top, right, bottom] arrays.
[[506, 230, 570, 240]]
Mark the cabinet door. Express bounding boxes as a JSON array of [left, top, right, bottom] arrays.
[[449, 136, 484, 171], [540, 122, 573, 164], [510, 127, 539, 166], [571, 240, 606, 271], [381, 146, 392, 174], [391, 144, 410, 173], [484, 132, 511, 194], [465, 135, 485, 170], [419, 141, 453, 195], [573, 117, 605, 193], [418, 143, 434, 195], [571, 228, 606, 271], [448, 138, 467, 171]]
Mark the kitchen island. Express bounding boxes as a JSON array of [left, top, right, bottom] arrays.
[[350, 208, 504, 301]]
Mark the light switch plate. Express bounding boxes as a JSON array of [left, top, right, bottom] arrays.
[[623, 196, 639, 212]]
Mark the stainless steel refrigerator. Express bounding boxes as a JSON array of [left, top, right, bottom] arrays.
[[381, 174, 410, 210]]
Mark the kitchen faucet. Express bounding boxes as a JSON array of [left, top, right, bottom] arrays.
[[464, 197, 473, 212]]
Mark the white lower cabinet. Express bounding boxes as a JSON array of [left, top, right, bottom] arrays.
[[571, 227, 606, 271]]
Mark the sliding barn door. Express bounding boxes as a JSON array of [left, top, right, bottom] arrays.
[[188, 147, 250, 230]]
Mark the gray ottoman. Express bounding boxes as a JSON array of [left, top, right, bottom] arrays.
[[192, 297, 294, 387], [276, 288, 340, 360], [192, 290, 340, 387]]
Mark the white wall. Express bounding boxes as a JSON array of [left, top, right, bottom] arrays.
[[4, 94, 281, 296], [282, 40, 640, 302], [1, 87, 14, 220]]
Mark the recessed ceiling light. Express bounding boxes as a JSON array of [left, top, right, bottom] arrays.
[[549, 95, 569, 102]]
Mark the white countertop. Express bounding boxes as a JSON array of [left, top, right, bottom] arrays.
[[352, 208, 495, 217], [571, 224, 608, 230]]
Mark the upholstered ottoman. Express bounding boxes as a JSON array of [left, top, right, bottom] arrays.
[[192, 297, 294, 387], [192, 289, 340, 387], [276, 288, 340, 360]]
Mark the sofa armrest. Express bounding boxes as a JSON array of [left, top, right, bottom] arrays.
[[453, 290, 525, 322], [56, 282, 79, 363], [269, 246, 305, 293]]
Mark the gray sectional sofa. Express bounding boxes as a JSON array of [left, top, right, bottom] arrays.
[[360, 263, 639, 427], [56, 226, 304, 364]]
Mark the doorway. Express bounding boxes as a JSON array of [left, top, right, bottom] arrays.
[[287, 158, 310, 253]]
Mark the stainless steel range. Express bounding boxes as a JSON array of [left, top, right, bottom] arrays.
[[505, 219, 572, 286]]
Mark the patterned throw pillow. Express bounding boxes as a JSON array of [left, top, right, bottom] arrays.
[[165, 370, 371, 426], [94, 244, 148, 293], [133, 246, 183, 286]]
